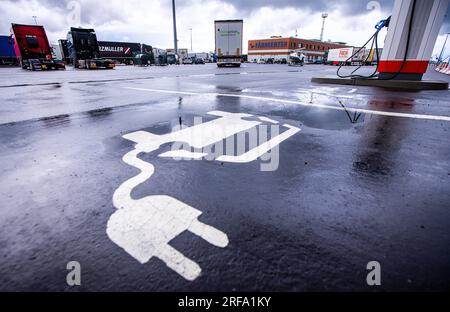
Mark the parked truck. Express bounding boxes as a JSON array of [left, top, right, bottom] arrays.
[[0, 35, 17, 66], [98, 41, 141, 65], [11, 24, 65, 70], [58, 39, 72, 64], [67, 27, 115, 69], [133, 44, 154, 66], [327, 47, 365, 66], [214, 19, 243, 67], [51, 43, 63, 60], [362, 48, 383, 65], [153, 48, 167, 66], [327, 47, 352, 66]]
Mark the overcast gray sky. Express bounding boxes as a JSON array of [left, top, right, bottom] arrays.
[[0, 0, 449, 57]]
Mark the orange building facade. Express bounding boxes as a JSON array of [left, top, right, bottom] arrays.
[[248, 37, 348, 63]]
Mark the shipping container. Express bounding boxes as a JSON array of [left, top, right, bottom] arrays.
[[214, 20, 243, 67], [0, 35, 18, 65], [11, 24, 65, 70]]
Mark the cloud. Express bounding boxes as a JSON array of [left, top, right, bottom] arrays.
[[0, 0, 449, 57]]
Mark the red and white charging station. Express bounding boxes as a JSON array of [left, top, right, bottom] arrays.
[[378, 0, 450, 80]]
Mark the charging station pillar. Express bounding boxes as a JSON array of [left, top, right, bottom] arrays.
[[378, 0, 449, 80]]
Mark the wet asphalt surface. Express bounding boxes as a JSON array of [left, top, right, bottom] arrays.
[[0, 64, 449, 291]]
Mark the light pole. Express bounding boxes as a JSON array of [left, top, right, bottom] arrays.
[[172, 0, 178, 64], [437, 32, 449, 64], [32, 16, 38, 25], [189, 28, 193, 52], [320, 13, 328, 41]]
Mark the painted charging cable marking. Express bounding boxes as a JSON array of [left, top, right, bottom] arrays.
[[107, 111, 300, 280]]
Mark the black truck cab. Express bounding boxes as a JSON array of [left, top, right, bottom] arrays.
[[67, 27, 114, 69]]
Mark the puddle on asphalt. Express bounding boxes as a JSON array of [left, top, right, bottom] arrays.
[[298, 107, 365, 130], [215, 85, 243, 93], [267, 106, 366, 131], [86, 107, 113, 119], [39, 114, 71, 128]]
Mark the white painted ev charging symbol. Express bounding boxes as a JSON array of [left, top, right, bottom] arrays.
[[107, 111, 300, 280]]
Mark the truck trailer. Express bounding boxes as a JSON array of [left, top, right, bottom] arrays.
[[58, 39, 72, 64], [11, 24, 65, 70], [98, 41, 141, 65], [67, 27, 115, 69], [0, 35, 17, 66], [327, 47, 353, 65], [362, 48, 383, 65], [327, 47, 365, 66], [51, 43, 63, 60], [214, 20, 243, 67]]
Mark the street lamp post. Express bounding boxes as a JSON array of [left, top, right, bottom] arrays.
[[320, 13, 328, 41], [437, 32, 449, 64], [189, 28, 193, 52], [172, 0, 178, 64]]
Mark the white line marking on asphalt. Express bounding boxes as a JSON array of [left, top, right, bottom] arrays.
[[158, 149, 207, 159], [217, 124, 300, 163], [124, 87, 450, 122]]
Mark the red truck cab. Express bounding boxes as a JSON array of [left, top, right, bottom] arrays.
[[11, 23, 65, 71]]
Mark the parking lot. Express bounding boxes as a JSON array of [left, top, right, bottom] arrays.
[[0, 63, 449, 291]]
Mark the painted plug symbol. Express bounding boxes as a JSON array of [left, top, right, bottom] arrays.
[[107, 148, 228, 281], [107, 111, 300, 281]]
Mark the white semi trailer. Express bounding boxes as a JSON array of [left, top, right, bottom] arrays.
[[214, 19, 243, 67], [327, 47, 365, 66]]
